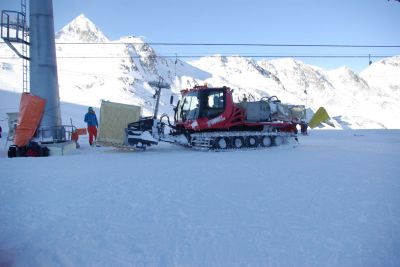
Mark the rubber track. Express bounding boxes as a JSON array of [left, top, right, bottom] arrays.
[[189, 131, 297, 151]]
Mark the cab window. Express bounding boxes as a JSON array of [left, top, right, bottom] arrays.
[[200, 90, 225, 119], [208, 91, 224, 109]]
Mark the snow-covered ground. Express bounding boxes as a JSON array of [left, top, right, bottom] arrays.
[[0, 13, 399, 265], [1, 129, 400, 266]]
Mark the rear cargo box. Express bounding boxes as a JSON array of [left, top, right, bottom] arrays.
[[238, 101, 271, 122]]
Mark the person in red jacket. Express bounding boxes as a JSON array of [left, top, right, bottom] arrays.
[[84, 107, 98, 146]]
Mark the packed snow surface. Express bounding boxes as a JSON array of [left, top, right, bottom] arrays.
[[0, 13, 399, 266], [1, 130, 399, 267]]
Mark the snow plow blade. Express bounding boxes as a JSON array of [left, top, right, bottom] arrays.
[[124, 117, 158, 149]]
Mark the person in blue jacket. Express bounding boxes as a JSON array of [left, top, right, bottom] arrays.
[[84, 107, 98, 146]]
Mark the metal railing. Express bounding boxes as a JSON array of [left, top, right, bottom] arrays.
[[1, 8, 30, 92], [34, 125, 77, 144]]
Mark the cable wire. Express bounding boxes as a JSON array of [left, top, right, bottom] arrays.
[[1, 41, 400, 48], [0, 54, 395, 60], [55, 42, 400, 48]]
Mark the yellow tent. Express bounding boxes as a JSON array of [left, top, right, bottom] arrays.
[[308, 107, 333, 128]]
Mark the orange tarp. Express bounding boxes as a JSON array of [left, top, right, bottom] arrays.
[[14, 93, 46, 147]]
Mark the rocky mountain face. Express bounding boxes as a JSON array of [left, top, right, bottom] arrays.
[[51, 15, 209, 116], [189, 55, 400, 129], [0, 14, 399, 128]]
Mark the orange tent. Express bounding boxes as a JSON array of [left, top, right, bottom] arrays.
[[14, 93, 46, 147]]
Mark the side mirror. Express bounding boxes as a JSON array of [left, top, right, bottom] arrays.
[[170, 95, 174, 105]]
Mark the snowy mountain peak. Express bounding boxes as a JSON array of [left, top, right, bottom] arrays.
[[362, 55, 400, 74], [192, 55, 269, 76], [379, 55, 400, 67], [55, 14, 109, 43], [119, 35, 156, 58], [330, 66, 361, 80], [360, 55, 400, 99], [120, 35, 146, 44]]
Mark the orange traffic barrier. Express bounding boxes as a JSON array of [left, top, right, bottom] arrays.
[[75, 128, 87, 135]]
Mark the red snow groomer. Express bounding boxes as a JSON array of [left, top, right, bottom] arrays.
[[125, 85, 306, 150]]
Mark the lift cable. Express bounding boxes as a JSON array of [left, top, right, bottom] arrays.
[[1, 41, 400, 48], [0, 54, 395, 60]]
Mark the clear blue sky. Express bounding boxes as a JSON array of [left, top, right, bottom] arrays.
[[2, 0, 400, 72]]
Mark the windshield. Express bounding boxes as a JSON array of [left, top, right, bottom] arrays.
[[178, 91, 199, 122], [177, 89, 226, 122]]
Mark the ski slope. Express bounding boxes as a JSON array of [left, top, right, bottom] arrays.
[[1, 128, 399, 266]]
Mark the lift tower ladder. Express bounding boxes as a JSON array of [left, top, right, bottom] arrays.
[[1, 0, 30, 92], [21, 0, 28, 92]]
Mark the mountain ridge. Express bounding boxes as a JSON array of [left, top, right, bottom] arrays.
[[1, 14, 399, 129]]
